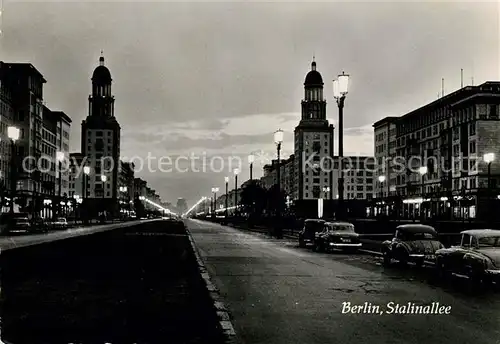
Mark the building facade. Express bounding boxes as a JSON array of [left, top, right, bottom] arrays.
[[373, 117, 397, 198], [118, 161, 135, 214], [260, 155, 295, 195], [81, 55, 121, 215], [374, 81, 500, 220], [293, 60, 335, 201], [0, 63, 46, 215], [0, 63, 15, 210], [332, 156, 376, 200], [69, 152, 85, 199]]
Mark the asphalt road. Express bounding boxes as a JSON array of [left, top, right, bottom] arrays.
[[187, 219, 500, 344]]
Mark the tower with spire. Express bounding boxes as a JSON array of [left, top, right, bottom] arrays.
[[293, 59, 335, 202], [81, 54, 121, 215]]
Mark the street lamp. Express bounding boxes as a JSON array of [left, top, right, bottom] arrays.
[[333, 72, 349, 219], [248, 153, 255, 180], [7, 126, 20, 214], [419, 166, 428, 218], [234, 168, 240, 216], [100, 175, 107, 202], [378, 175, 386, 199], [119, 186, 128, 216], [224, 176, 229, 219], [83, 166, 91, 200], [322, 186, 330, 199], [211, 187, 219, 217], [484, 153, 495, 188], [56, 151, 65, 217], [274, 129, 284, 238]]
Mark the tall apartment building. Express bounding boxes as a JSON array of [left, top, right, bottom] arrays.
[[373, 117, 398, 198], [260, 155, 295, 195], [68, 152, 85, 198], [0, 62, 46, 214], [118, 161, 135, 212], [332, 156, 376, 200], [294, 59, 335, 201], [0, 63, 15, 208], [374, 81, 500, 220], [53, 110, 71, 198], [81, 55, 121, 215]]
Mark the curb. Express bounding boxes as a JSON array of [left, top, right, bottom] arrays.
[[185, 227, 238, 344]]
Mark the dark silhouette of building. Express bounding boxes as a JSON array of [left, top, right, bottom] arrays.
[[81, 54, 121, 216]]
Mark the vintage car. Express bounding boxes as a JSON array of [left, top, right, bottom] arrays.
[[313, 221, 361, 252], [298, 219, 325, 248], [435, 229, 500, 283], [51, 217, 69, 230], [382, 224, 444, 266]]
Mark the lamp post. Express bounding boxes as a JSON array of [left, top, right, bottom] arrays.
[[73, 194, 80, 223], [56, 151, 65, 217], [100, 175, 107, 198], [119, 186, 128, 217], [484, 153, 495, 189], [419, 166, 428, 219], [234, 168, 240, 216], [248, 153, 255, 181], [83, 166, 90, 224], [333, 72, 349, 220], [378, 175, 386, 199], [322, 186, 330, 219], [100, 175, 107, 221], [211, 187, 219, 217], [378, 175, 386, 216], [83, 166, 91, 200], [224, 176, 229, 219], [7, 126, 20, 214], [484, 153, 495, 219], [274, 129, 284, 238]]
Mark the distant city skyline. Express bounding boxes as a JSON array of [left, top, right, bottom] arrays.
[[1, 1, 497, 202]]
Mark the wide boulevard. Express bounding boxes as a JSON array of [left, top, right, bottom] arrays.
[[187, 219, 500, 344]]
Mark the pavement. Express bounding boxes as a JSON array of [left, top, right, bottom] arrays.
[[186, 219, 500, 344]]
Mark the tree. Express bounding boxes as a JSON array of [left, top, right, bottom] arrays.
[[134, 198, 145, 218], [266, 184, 286, 217], [240, 180, 267, 218]]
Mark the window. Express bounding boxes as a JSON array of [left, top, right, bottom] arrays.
[[469, 141, 476, 154], [470, 123, 476, 136], [96, 131, 103, 137], [490, 104, 498, 119]]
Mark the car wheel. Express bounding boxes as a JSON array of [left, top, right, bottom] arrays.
[[468, 266, 485, 286], [383, 250, 391, 265], [415, 258, 424, 267], [314, 242, 323, 252], [397, 249, 408, 267], [436, 258, 448, 279]]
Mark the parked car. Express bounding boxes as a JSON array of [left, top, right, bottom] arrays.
[[435, 229, 500, 284], [30, 218, 50, 233], [298, 219, 325, 248], [382, 224, 443, 266], [0, 213, 32, 235], [9, 216, 32, 234], [313, 221, 361, 252], [52, 217, 68, 230]]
